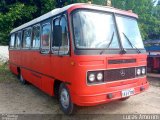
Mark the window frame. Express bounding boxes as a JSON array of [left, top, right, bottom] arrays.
[[71, 10, 120, 50], [15, 31, 22, 49], [31, 24, 41, 50], [52, 14, 70, 55], [40, 22, 51, 54], [52, 16, 60, 54], [9, 33, 15, 49], [22, 27, 32, 49], [115, 15, 145, 49]]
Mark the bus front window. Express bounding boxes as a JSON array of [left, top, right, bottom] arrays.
[[116, 16, 144, 49], [72, 11, 119, 49]]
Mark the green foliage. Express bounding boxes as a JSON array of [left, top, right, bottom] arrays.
[[0, 0, 159, 45], [0, 2, 37, 45], [112, 0, 160, 40], [92, 0, 106, 5], [0, 63, 17, 82]]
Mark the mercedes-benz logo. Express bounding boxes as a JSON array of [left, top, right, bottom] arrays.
[[120, 69, 125, 76]]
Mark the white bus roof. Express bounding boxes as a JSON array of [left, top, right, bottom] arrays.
[[10, 3, 137, 34], [10, 3, 84, 33]]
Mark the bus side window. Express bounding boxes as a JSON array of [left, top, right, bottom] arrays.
[[52, 18, 60, 52], [23, 28, 32, 48], [41, 23, 51, 53], [15, 31, 22, 49], [10, 34, 15, 49], [52, 15, 69, 55], [32, 25, 40, 49]]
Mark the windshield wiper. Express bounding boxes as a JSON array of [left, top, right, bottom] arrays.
[[122, 32, 141, 53], [100, 32, 114, 55]]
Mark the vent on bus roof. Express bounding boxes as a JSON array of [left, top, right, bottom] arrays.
[[108, 59, 136, 64]]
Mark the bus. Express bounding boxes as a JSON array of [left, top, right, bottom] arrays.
[[9, 3, 149, 114], [144, 39, 160, 73]]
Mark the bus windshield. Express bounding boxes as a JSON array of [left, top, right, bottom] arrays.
[[72, 10, 145, 50], [116, 16, 144, 49], [72, 11, 119, 49]]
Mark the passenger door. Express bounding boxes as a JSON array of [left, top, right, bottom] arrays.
[[37, 19, 53, 90], [39, 20, 52, 75]]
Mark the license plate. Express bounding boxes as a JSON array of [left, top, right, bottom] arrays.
[[122, 88, 135, 97]]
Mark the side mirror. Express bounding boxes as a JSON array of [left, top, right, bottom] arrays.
[[53, 25, 62, 47]]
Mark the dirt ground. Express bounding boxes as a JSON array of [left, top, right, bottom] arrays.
[[0, 70, 160, 119]]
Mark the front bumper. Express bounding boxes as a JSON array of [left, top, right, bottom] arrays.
[[72, 81, 149, 106]]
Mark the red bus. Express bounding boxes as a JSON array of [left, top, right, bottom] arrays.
[[9, 3, 149, 114]]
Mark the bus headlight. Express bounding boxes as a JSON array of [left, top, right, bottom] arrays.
[[88, 73, 95, 82], [87, 71, 104, 84], [97, 72, 103, 81], [142, 67, 146, 75], [136, 68, 141, 76]]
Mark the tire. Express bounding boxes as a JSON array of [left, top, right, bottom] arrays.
[[19, 72, 26, 84], [59, 83, 75, 115], [119, 97, 130, 101]]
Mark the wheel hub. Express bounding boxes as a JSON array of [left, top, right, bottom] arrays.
[[60, 88, 69, 109]]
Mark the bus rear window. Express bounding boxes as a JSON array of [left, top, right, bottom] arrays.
[[15, 32, 22, 48], [10, 34, 15, 48]]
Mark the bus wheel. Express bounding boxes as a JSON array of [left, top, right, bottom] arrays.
[[19, 72, 26, 84], [119, 97, 130, 101], [59, 83, 75, 115]]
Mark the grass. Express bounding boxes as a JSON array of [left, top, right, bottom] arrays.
[[0, 62, 18, 83]]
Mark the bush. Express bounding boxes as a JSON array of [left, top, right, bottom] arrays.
[[0, 62, 17, 82]]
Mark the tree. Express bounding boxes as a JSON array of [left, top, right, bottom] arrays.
[[0, 0, 159, 45], [112, 0, 160, 40], [0, 1, 37, 45], [0, 0, 57, 45]]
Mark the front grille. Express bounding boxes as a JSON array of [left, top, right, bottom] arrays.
[[108, 59, 136, 64], [104, 67, 135, 82]]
